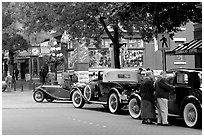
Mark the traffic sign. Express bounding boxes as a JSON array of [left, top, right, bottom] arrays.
[[157, 33, 170, 50]]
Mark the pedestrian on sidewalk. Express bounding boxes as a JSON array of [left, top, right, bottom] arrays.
[[40, 66, 47, 85], [5, 73, 12, 92], [140, 71, 156, 125], [15, 69, 19, 80], [154, 71, 175, 126]]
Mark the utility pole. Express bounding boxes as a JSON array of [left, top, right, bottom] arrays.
[[162, 50, 167, 71]]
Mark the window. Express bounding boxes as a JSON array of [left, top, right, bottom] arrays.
[[122, 50, 143, 67], [89, 49, 111, 68], [177, 73, 188, 84], [68, 51, 74, 68], [128, 39, 143, 48], [33, 58, 38, 76], [102, 39, 112, 48], [118, 74, 131, 79]]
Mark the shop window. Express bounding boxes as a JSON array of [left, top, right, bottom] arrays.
[[89, 49, 111, 68], [122, 50, 144, 67], [68, 51, 74, 69], [33, 58, 38, 76], [102, 39, 112, 48]]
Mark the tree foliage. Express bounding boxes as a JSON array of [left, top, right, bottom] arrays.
[[3, 2, 202, 68]]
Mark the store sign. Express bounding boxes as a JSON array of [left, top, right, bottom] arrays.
[[75, 71, 89, 83], [175, 48, 198, 54]]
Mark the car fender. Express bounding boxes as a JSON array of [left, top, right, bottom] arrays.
[[109, 87, 127, 104], [70, 87, 87, 102], [34, 86, 59, 99], [129, 92, 141, 103], [180, 95, 202, 116]]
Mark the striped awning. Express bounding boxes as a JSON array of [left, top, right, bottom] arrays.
[[166, 39, 202, 55]]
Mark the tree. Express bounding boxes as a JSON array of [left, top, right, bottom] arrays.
[[2, 34, 30, 76], [4, 2, 202, 68]]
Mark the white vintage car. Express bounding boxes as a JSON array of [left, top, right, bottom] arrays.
[[71, 69, 141, 117]]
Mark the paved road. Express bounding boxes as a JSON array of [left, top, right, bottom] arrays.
[[2, 90, 202, 135]]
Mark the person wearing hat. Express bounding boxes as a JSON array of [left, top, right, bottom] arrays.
[[140, 71, 156, 124], [137, 68, 144, 84]]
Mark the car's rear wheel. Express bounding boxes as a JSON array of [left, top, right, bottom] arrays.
[[72, 89, 85, 108], [33, 90, 45, 102], [108, 92, 120, 114], [183, 102, 201, 128], [128, 97, 141, 119]]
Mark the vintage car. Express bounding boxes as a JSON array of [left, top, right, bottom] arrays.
[[166, 68, 202, 128], [32, 74, 78, 102], [128, 68, 202, 128], [71, 69, 141, 115], [33, 84, 72, 102]]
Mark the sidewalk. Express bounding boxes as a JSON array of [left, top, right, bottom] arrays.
[[5, 79, 42, 92]]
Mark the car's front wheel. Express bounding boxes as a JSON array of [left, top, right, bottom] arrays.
[[183, 102, 201, 128], [72, 89, 85, 108], [108, 92, 121, 114], [128, 97, 141, 119], [33, 90, 45, 102]]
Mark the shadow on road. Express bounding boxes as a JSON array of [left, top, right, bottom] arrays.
[[82, 105, 130, 116], [168, 116, 202, 130]]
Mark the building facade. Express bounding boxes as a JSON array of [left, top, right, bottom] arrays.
[[9, 22, 199, 80]]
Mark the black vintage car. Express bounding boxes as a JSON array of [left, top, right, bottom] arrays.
[[128, 68, 202, 128], [71, 69, 141, 115], [166, 68, 202, 128]]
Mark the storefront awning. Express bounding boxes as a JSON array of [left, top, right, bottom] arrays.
[[166, 39, 202, 55]]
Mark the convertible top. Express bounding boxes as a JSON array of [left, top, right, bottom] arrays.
[[102, 69, 138, 82]]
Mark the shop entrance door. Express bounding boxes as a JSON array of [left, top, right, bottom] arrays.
[[20, 62, 26, 79]]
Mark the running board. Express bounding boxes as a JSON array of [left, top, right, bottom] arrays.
[[89, 101, 107, 105], [168, 113, 180, 117]]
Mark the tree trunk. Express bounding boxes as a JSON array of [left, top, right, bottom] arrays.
[[113, 26, 120, 69], [98, 18, 121, 68]]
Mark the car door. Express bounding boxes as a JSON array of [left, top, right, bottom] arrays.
[[168, 72, 179, 115]]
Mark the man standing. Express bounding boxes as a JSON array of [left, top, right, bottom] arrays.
[[40, 66, 47, 85], [154, 71, 174, 126]]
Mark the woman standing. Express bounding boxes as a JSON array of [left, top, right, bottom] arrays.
[[140, 71, 156, 124]]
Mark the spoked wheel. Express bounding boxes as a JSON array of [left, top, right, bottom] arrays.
[[108, 92, 121, 114], [72, 89, 85, 108], [183, 102, 201, 128], [128, 97, 141, 119], [33, 90, 45, 103]]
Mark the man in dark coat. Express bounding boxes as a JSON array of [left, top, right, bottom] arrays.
[[15, 69, 19, 80], [140, 71, 156, 124], [154, 71, 175, 126], [40, 66, 47, 85]]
